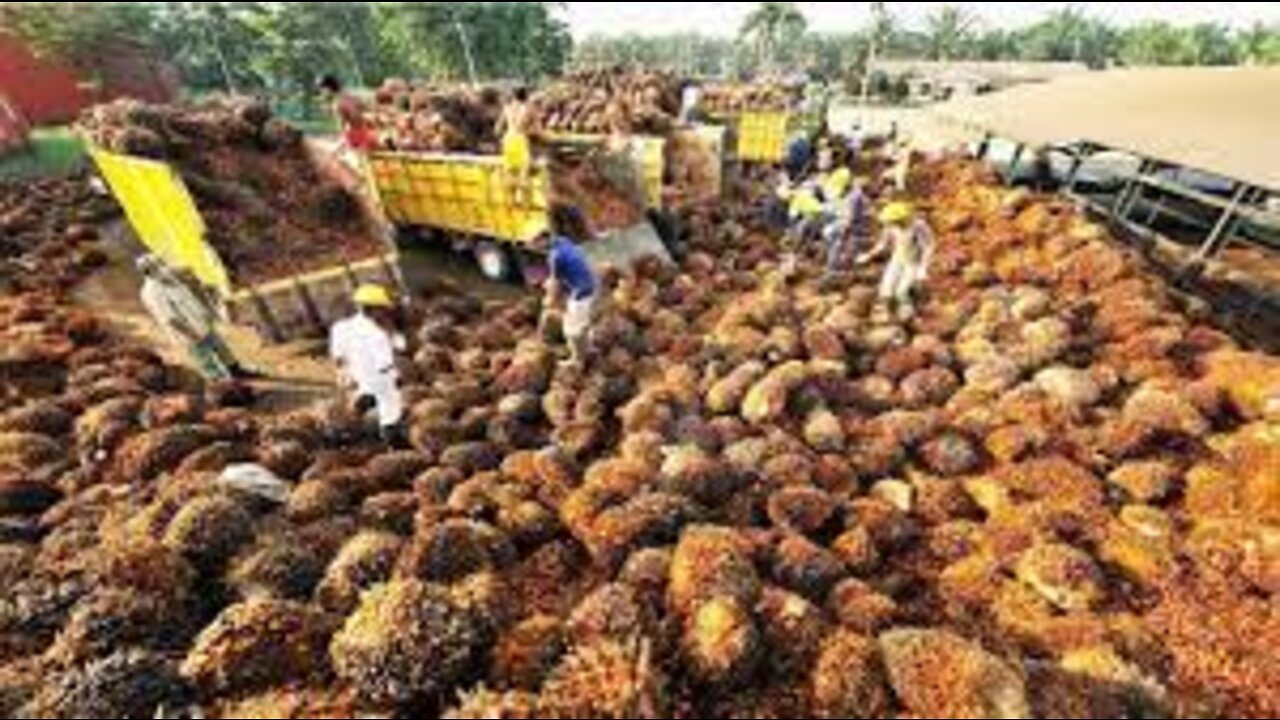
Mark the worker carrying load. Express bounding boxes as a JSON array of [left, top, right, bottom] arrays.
[[497, 87, 535, 205], [137, 255, 250, 382], [536, 207, 600, 369], [330, 284, 409, 448], [860, 202, 936, 322]]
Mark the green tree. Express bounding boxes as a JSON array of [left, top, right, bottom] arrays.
[[1014, 8, 1120, 68], [379, 2, 570, 83], [1121, 21, 1199, 66], [924, 5, 978, 61], [741, 2, 808, 71], [1238, 23, 1280, 65], [0, 2, 162, 71], [975, 28, 1018, 61], [1189, 22, 1240, 66]]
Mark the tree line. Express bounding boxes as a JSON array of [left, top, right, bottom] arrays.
[[577, 3, 1280, 78], [0, 2, 573, 105], [3, 1, 1277, 107]]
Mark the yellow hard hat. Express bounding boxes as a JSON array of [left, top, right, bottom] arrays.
[[354, 283, 394, 308], [790, 191, 824, 218], [880, 202, 914, 225], [823, 167, 852, 199]]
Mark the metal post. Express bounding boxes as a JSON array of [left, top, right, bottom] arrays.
[[1196, 184, 1252, 261], [1112, 159, 1151, 221], [976, 132, 992, 162], [1143, 191, 1167, 228], [1006, 143, 1026, 186], [1063, 143, 1088, 196]]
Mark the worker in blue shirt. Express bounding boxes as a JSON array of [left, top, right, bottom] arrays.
[[785, 132, 814, 180], [535, 206, 599, 368]]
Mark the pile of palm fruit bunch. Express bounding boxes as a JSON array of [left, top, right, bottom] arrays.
[[701, 80, 799, 116], [530, 67, 683, 136], [2, 147, 1278, 720], [0, 177, 117, 296], [547, 147, 648, 235], [370, 79, 503, 153], [78, 98, 385, 286]]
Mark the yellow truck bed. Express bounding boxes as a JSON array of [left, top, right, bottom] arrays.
[[365, 128, 728, 249], [90, 146, 402, 344], [365, 150, 553, 244], [735, 111, 793, 164]]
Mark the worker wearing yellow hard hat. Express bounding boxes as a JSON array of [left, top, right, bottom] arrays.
[[879, 201, 915, 226], [859, 201, 936, 322], [353, 283, 394, 308], [330, 282, 409, 447], [821, 166, 853, 202]]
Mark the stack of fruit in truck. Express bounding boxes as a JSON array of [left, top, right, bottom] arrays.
[[79, 97, 401, 343], [360, 71, 727, 280]]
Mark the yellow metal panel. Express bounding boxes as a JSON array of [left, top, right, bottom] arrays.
[[365, 152, 550, 244], [738, 112, 791, 163], [90, 147, 231, 296]]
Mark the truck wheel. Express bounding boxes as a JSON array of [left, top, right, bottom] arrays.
[[475, 242, 513, 282]]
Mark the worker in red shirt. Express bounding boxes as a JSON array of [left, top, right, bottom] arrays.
[[318, 74, 378, 153]]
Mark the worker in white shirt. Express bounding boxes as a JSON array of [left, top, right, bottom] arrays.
[[330, 284, 409, 448], [858, 202, 936, 322], [891, 142, 913, 194], [137, 254, 248, 381], [679, 80, 703, 125]]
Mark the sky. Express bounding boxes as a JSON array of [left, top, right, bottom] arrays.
[[563, 2, 1280, 38]]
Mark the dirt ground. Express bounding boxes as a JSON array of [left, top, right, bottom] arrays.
[[75, 221, 528, 415]]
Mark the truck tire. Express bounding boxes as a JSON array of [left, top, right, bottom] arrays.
[[475, 242, 513, 282]]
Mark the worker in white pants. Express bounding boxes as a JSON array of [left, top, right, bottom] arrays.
[[329, 284, 408, 447], [535, 207, 600, 368], [859, 202, 936, 322]]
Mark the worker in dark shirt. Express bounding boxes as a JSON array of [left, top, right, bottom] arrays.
[[535, 207, 599, 368], [785, 132, 814, 180]]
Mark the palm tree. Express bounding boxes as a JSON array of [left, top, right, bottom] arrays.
[[741, 2, 808, 71], [924, 5, 978, 61]]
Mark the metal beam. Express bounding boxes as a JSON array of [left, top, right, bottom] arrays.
[[1006, 143, 1026, 186], [1063, 143, 1088, 195], [1196, 183, 1251, 261]]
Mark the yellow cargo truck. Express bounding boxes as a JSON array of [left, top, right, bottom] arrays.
[[91, 145, 402, 344], [364, 134, 688, 281]]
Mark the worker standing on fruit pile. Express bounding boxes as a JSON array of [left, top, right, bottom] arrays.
[[497, 87, 535, 205], [822, 178, 873, 279], [319, 74, 378, 155], [330, 284, 409, 448], [679, 79, 704, 125], [535, 207, 599, 369], [785, 182, 829, 251], [859, 202, 936, 322], [891, 141, 914, 194], [785, 131, 815, 181], [137, 255, 249, 382]]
